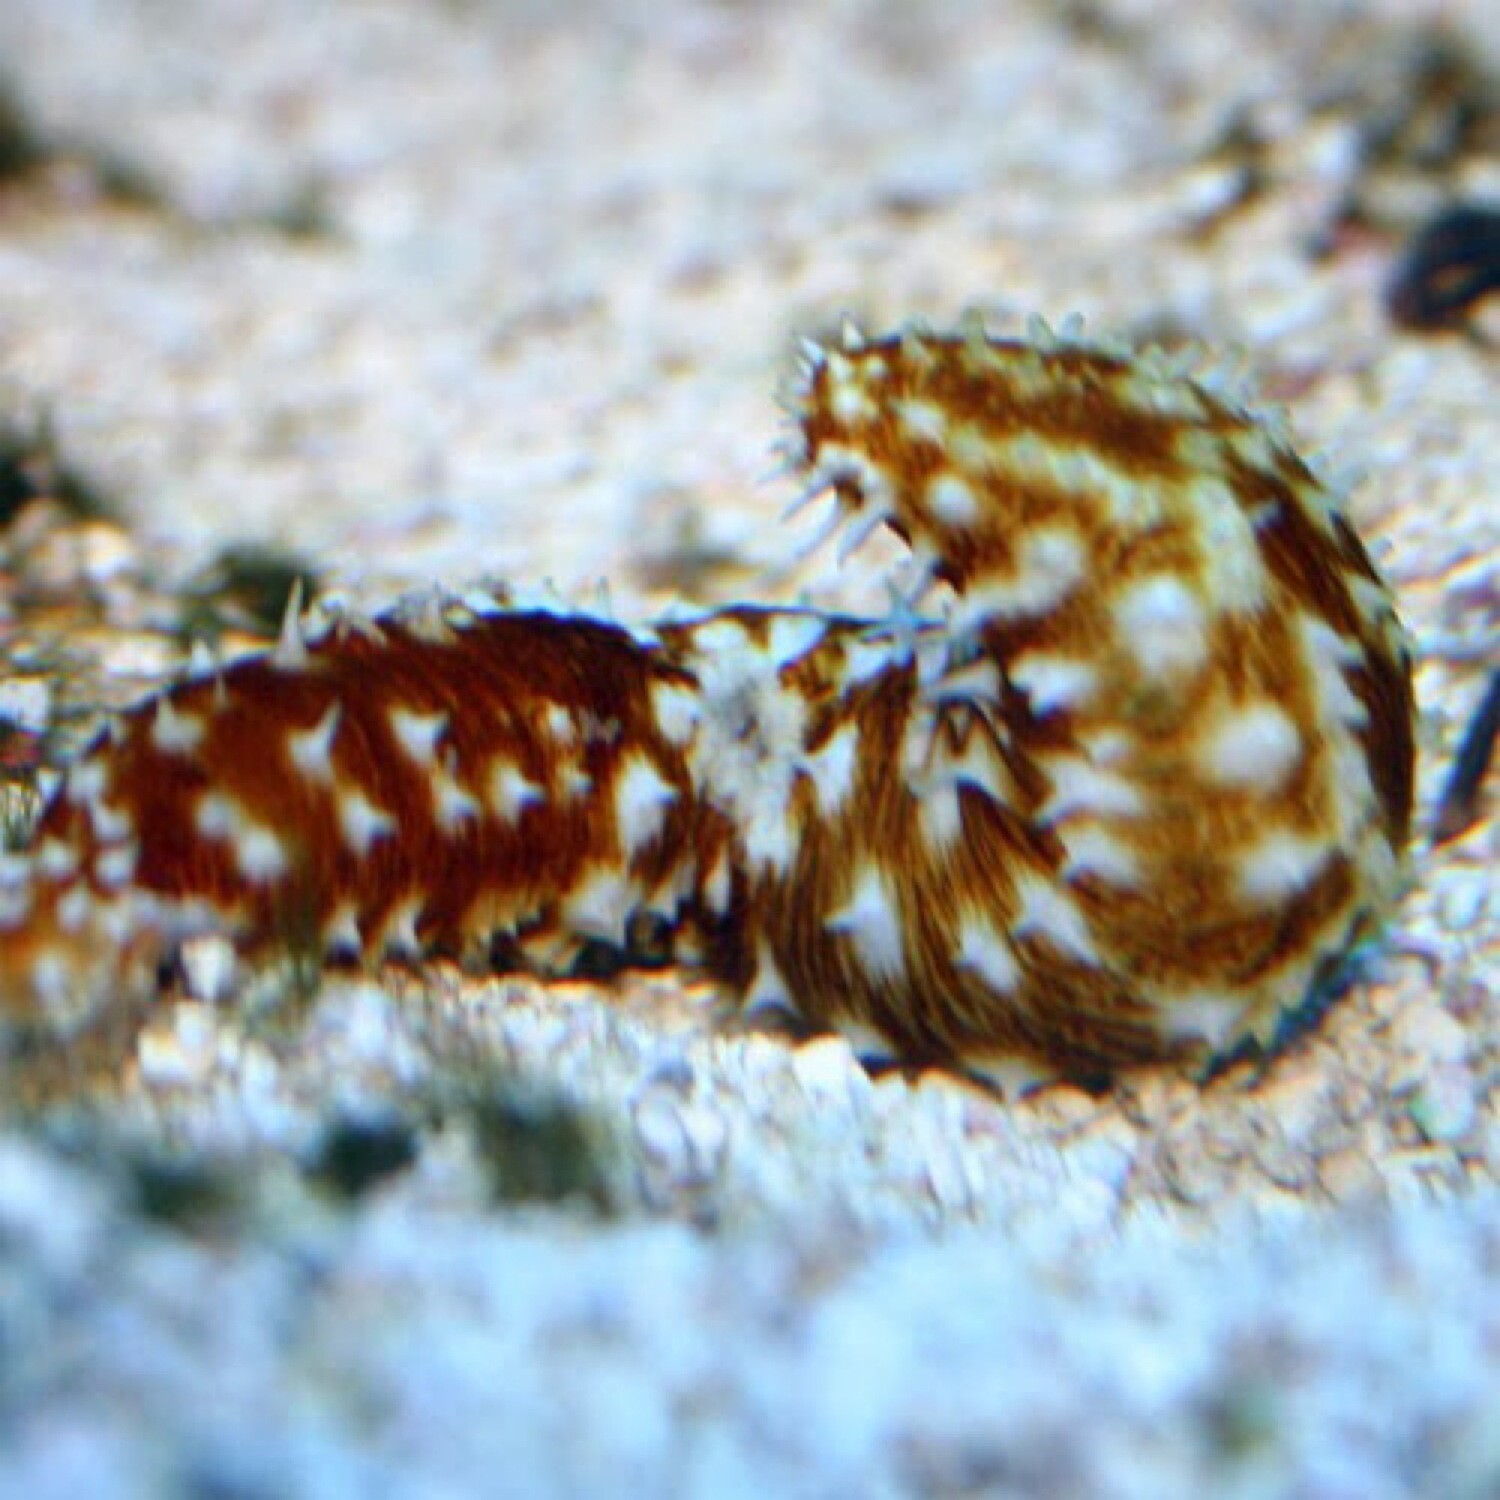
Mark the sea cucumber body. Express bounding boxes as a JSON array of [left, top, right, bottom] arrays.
[[0, 323, 1415, 1084], [763, 327, 1413, 1077], [10, 610, 734, 1014]]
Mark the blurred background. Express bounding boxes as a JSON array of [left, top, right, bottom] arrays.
[[0, 0, 1494, 609]]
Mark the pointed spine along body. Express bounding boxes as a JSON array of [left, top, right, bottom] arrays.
[[0, 323, 1415, 1086]]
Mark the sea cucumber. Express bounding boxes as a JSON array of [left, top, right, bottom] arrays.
[[0, 317, 1415, 1088]]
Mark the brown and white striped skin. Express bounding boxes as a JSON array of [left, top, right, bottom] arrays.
[[0, 319, 1415, 1087]]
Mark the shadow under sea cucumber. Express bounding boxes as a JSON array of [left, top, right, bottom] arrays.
[[0, 316, 1415, 1091]]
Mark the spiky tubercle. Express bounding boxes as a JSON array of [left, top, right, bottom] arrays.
[[0, 318, 1414, 1089]]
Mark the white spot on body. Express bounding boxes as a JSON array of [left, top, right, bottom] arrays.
[[687, 618, 752, 659], [1018, 526, 1090, 608], [700, 853, 732, 917], [915, 778, 965, 852], [1058, 825, 1142, 888], [1082, 728, 1134, 766], [825, 864, 906, 981], [650, 680, 700, 747], [954, 915, 1021, 993], [1347, 574, 1395, 633], [1114, 575, 1210, 681], [489, 762, 543, 822], [766, 612, 826, 669], [926, 473, 980, 527], [544, 703, 577, 746], [433, 771, 482, 831], [57, 885, 93, 934], [614, 755, 679, 856], [35, 839, 79, 882], [686, 633, 810, 877], [88, 799, 134, 846], [64, 758, 107, 809], [322, 903, 362, 957], [1039, 441, 1158, 528], [1239, 832, 1334, 903], [894, 398, 949, 446], [388, 705, 448, 765], [94, 843, 138, 889], [288, 704, 341, 784], [1009, 653, 1098, 715], [1296, 627, 1374, 852], [195, 793, 288, 882], [743, 808, 796, 874], [236, 825, 289, 883], [928, 656, 1002, 710], [1011, 873, 1098, 964], [826, 358, 879, 424], [195, 793, 239, 841], [809, 442, 897, 514], [180, 936, 238, 1004], [151, 697, 206, 755], [1200, 702, 1303, 790], [1159, 989, 1248, 1048], [801, 722, 861, 819], [380, 895, 424, 957], [936, 420, 1008, 471], [950, 526, 1087, 626], [1038, 755, 1145, 824], [1190, 477, 1268, 612], [1301, 617, 1368, 729], [563, 867, 638, 945], [339, 789, 396, 856], [744, 937, 795, 1013], [840, 637, 905, 689]]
